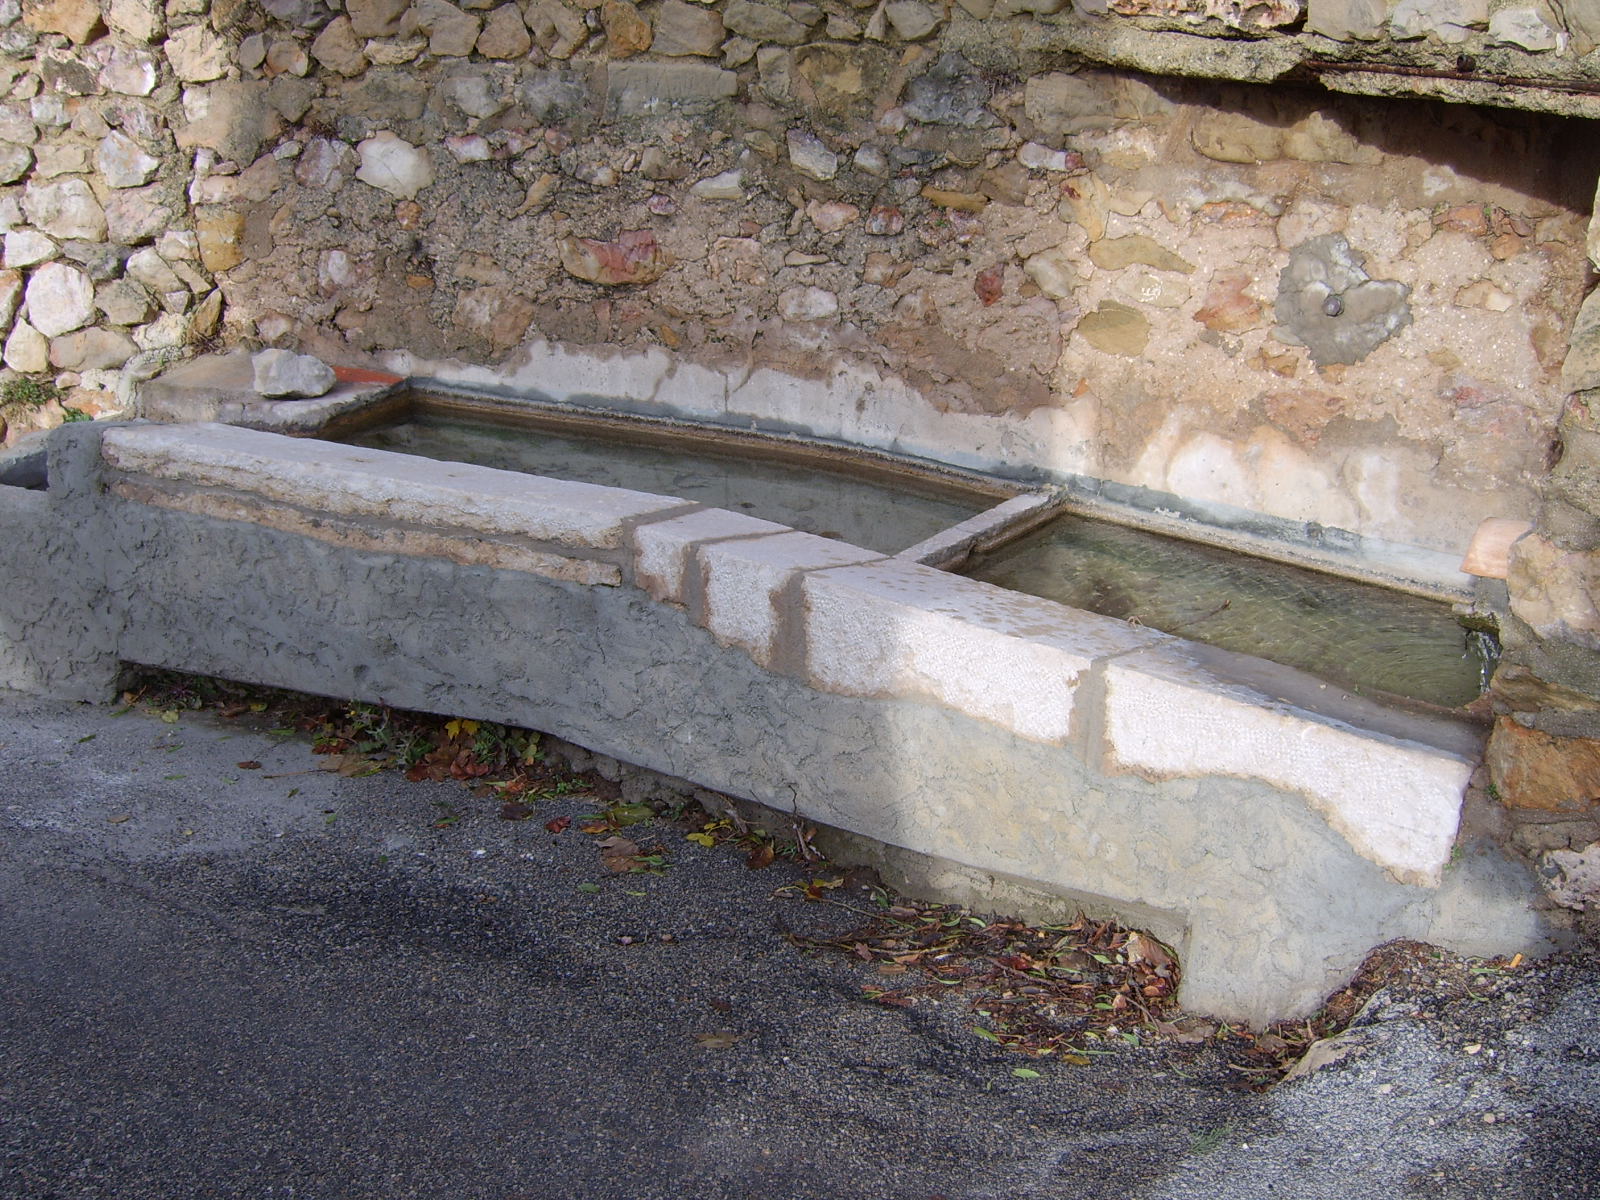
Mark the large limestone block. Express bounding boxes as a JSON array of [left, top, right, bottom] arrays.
[[805, 559, 1160, 743], [23, 0, 103, 42], [1103, 645, 1477, 887], [49, 326, 138, 370], [99, 422, 686, 552], [23, 260, 95, 337], [629, 508, 789, 604], [698, 532, 880, 667], [165, 23, 230, 83], [21, 178, 106, 240], [2, 318, 47, 372]]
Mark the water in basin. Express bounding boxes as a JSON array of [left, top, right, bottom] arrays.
[[339, 405, 993, 555], [966, 515, 1485, 709]]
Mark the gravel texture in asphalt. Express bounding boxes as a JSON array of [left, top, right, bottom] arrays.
[[1, 692, 1595, 1199]]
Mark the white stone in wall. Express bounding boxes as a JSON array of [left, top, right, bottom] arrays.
[[0, 268, 21, 328], [355, 132, 434, 200], [2, 318, 46, 372], [104, 186, 171, 245], [1488, 5, 1560, 50], [94, 44, 159, 95], [49, 327, 139, 371], [1023, 245, 1077, 298], [2, 229, 54, 269], [786, 129, 838, 181], [1389, 0, 1486, 41], [689, 168, 743, 199], [445, 134, 492, 163], [165, 23, 229, 83], [125, 246, 183, 293], [133, 311, 188, 351], [0, 142, 29, 184], [295, 137, 355, 190], [30, 95, 69, 129], [96, 277, 154, 325], [1305, 0, 1387, 39], [34, 144, 91, 179], [1016, 141, 1074, 171], [95, 131, 160, 188], [777, 286, 839, 322], [107, 0, 163, 43], [0, 102, 35, 145], [23, 261, 94, 337], [20, 178, 105, 240]]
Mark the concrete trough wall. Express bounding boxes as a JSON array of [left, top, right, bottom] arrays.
[[0, 419, 1550, 1023]]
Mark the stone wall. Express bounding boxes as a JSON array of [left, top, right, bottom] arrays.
[[0, 0, 1598, 858], [2, 0, 1593, 558]]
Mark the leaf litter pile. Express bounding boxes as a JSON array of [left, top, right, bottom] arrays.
[[118, 669, 1537, 1089]]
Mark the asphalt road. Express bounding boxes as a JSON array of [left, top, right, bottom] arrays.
[[2, 691, 1595, 1199]]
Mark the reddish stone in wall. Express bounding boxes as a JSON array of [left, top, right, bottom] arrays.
[[1486, 716, 1600, 812]]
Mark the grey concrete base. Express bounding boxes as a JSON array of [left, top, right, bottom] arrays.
[[0, 420, 1551, 1023]]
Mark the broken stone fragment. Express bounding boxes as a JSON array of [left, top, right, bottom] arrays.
[[1540, 841, 1600, 910], [475, 4, 532, 57], [252, 348, 337, 398], [722, 0, 811, 43], [310, 16, 368, 75], [558, 230, 670, 286], [689, 168, 743, 200], [650, 0, 723, 55], [786, 129, 837, 181], [601, 0, 652, 55]]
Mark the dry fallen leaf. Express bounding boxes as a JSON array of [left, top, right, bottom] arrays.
[[598, 836, 641, 872], [745, 843, 775, 870]]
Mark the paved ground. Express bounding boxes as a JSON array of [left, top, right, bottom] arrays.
[[1, 691, 1596, 1199]]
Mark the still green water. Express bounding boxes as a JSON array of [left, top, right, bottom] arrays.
[[343, 412, 988, 555], [967, 515, 1485, 708]]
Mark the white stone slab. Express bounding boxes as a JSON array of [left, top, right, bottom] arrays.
[[803, 558, 1163, 743], [100, 422, 685, 550], [1103, 645, 1476, 887], [630, 507, 789, 605], [698, 531, 881, 665]]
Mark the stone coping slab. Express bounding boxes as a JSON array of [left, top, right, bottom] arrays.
[[100, 422, 686, 552], [803, 557, 1166, 745], [1103, 643, 1479, 887]]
